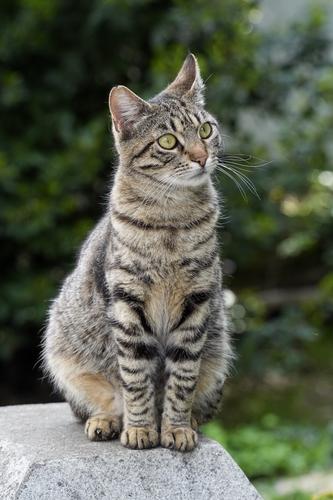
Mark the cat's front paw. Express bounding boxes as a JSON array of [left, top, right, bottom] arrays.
[[85, 414, 122, 441], [161, 426, 198, 452], [120, 426, 159, 449]]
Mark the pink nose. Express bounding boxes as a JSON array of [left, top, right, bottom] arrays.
[[189, 148, 208, 167]]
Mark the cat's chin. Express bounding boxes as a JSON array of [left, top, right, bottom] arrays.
[[173, 171, 210, 188]]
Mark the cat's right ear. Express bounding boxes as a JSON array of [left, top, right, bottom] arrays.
[[164, 54, 205, 105], [109, 86, 151, 136]]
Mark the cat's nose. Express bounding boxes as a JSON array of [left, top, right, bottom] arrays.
[[188, 146, 208, 168]]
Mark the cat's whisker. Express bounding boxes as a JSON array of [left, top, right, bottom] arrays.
[[216, 156, 261, 199], [218, 163, 260, 199], [220, 153, 271, 169], [224, 160, 268, 170], [216, 168, 249, 199], [220, 163, 253, 173], [233, 170, 260, 199], [216, 166, 248, 200]]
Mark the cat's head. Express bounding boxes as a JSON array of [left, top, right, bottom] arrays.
[[109, 54, 222, 187]]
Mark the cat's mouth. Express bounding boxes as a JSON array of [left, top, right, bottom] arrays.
[[171, 161, 211, 186], [191, 170, 206, 178]]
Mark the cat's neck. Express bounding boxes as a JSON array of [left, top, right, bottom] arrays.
[[109, 169, 218, 225]]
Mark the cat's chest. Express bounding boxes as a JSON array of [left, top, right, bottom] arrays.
[[145, 256, 218, 339], [146, 272, 188, 338]]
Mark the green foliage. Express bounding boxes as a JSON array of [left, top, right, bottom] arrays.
[[261, 490, 312, 500], [257, 486, 333, 500], [202, 416, 333, 480]]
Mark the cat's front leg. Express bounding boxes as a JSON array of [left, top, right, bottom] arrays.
[[161, 291, 210, 451], [110, 285, 159, 449]]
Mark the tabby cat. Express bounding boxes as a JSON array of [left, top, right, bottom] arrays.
[[43, 54, 233, 452]]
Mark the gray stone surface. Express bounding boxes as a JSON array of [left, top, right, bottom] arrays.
[[0, 403, 262, 500]]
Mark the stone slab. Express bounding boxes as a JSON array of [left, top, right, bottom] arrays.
[[0, 403, 262, 500]]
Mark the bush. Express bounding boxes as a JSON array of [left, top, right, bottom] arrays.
[[202, 415, 333, 479]]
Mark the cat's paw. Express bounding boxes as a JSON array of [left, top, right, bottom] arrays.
[[120, 426, 159, 449], [161, 426, 198, 452], [85, 414, 122, 441]]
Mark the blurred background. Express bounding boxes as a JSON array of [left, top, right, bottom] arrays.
[[0, 0, 332, 497]]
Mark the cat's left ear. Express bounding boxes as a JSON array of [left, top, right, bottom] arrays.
[[109, 86, 152, 135], [165, 53, 205, 105]]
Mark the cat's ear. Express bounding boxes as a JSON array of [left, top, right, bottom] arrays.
[[165, 53, 205, 105], [109, 86, 151, 134]]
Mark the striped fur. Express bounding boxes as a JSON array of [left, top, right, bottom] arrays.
[[43, 54, 233, 451]]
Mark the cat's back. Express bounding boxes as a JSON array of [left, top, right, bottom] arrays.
[[46, 216, 112, 338], [43, 214, 118, 378]]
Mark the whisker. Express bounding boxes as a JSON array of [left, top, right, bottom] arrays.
[[203, 73, 214, 84], [216, 167, 248, 200], [232, 169, 260, 199], [221, 162, 254, 173], [221, 153, 272, 169], [219, 163, 260, 199]]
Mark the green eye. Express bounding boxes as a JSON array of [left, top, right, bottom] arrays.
[[199, 122, 212, 139], [158, 133, 177, 150]]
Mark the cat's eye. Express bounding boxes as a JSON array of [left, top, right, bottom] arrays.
[[158, 133, 178, 150], [199, 122, 212, 139]]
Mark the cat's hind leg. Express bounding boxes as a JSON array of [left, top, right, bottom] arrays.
[[72, 372, 123, 441], [192, 357, 228, 426], [47, 354, 123, 441]]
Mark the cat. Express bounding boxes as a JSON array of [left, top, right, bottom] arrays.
[[42, 54, 233, 452]]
